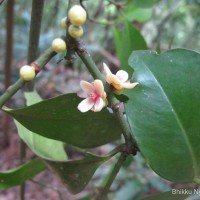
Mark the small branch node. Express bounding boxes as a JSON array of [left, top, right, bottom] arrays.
[[31, 62, 41, 74]]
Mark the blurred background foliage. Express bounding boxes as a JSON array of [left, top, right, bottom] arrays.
[[0, 0, 200, 199], [0, 0, 200, 88], [1, 0, 200, 98]]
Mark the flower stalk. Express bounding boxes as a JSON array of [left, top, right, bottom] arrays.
[[74, 39, 138, 198], [75, 39, 137, 151], [75, 42, 107, 84], [97, 153, 127, 200]]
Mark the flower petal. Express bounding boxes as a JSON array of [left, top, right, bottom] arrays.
[[112, 83, 123, 90], [103, 63, 112, 75], [93, 79, 104, 96], [78, 98, 94, 112], [92, 98, 105, 112], [80, 80, 94, 94], [116, 70, 129, 82], [107, 74, 121, 85], [121, 82, 139, 89]]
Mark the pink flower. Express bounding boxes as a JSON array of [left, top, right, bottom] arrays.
[[78, 80, 107, 112], [103, 63, 139, 93]]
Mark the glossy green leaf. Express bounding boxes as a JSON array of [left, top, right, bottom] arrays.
[[0, 158, 46, 188], [142, 188, 195, 200], [45, 152, 118, 194], [125, 49, 200, 181], [4, 93, 121, 148], [14, 91, 67, 161], [113, 21, 147, 75]]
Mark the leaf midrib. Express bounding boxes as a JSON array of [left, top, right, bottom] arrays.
[[10, 112, 112, 122], [140, 58, 197, 177]]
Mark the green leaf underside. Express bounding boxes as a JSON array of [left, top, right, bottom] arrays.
[[15, 91, 67, 161], [142, 187, 194, 200], [113, 21, 147, 76], [4, 93, 121, 148], [125, 49, 200, 181], [45, 152, 118, 194], [0, 158, 46, 188]]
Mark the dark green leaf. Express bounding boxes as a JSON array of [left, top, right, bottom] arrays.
[[14, 91, 67, 161], [0, 158, 46, 188], [125, 49, 200, 181], [113, 21, 147, 76], [4, 93, 121, 148], [46, 152, 118, 194], [114, 94, 129, 103]]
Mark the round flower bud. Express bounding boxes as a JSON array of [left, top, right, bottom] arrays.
[[60, 17, 68, 29], [68, 25, 83, 38], [68, 5, 87, 26], [51, 38, 67, 53], [19, 65, 36, 81]]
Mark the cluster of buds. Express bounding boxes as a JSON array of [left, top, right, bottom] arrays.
[[19, 4, 138, 113], [67, 5, 86, 38], [19, 5, 87, 82], [60, 5, 86, 39], [51, 5, 87, 53], [78, 64, 138, 113]]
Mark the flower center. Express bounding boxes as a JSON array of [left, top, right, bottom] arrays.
[[88, 90, 99, 102]]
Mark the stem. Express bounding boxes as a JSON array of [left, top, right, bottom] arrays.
[[75, 41, 138, 197], [75, 43, 106, 83], [97, 153, 127, 200], [0, 78, 24, 108], [27, 0, 44, 63], [34, 47, 57, 67], [3, 0, 15, 147], [0, 47, 57, 108], [108, 94, 137, 150], [75, 41, 137, 150], [30, 179, 66, 200], [19, 1, 45, 198], [4, 0, 14, 90], [19, 140, 26, 200], [26, 0, 44, 91]]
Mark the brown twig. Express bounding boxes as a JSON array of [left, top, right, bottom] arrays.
[[2, 0, 15, 148]]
